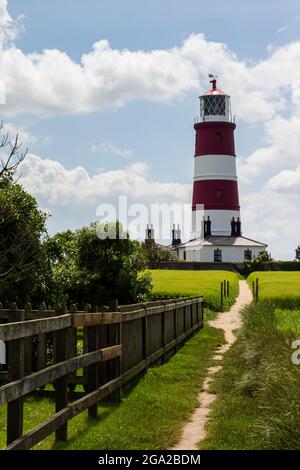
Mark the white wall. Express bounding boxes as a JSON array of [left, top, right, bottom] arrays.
[[178, 245, 266, 263], [191, 209, 240, 238]]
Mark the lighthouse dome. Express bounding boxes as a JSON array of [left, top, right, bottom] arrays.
[[198, 77, 232, 123]]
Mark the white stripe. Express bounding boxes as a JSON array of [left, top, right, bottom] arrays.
[[191, 209, 241, 238], [194, 175, 237, 181], [194, 155, 237, 180]]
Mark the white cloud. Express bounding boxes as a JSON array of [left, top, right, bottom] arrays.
[[19, 154, 190, 207], [238, 114, 300, 184], [1, 122, 37, 145], [266, 166, 300, 194], [241, 186, 300, 260], [0, 6, 300, 123], [18, 154, 191, 239], [0, 0, 24, 47], [91, 141, 133, 159], [276, 25, 289, 33]]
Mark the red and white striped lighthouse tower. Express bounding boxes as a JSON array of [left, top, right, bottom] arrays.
[[176, 76, 267, 262], [192, 76, 241, 239]]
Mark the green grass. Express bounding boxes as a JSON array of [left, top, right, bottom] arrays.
[[201, 300, 300, 450], [149, 269, 240, 311], [248, 271, 300, 307], [0, 322, 224, 450]]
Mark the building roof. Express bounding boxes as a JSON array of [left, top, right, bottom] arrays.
[[178, 236, 267, 249], [201, 78, 229, 97], [156, 243, 176, 252]]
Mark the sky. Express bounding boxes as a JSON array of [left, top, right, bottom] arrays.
[[1, 0, 300, 259]]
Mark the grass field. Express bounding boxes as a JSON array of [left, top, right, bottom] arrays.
[[0, 325, 224, 450], [201, 299, 300, 450], [149, 269, 240, 311], [248, 272, 300, 305]]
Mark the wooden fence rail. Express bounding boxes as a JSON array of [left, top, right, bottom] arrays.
[[0, 296, 203, 450]]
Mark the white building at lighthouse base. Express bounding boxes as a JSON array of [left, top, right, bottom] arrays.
[[176, 236, 267, 263]]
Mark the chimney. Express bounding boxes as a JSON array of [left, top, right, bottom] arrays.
[[172, 224, 182, 246], [231, 217, 236, 237], [145, 224, 155, 241]]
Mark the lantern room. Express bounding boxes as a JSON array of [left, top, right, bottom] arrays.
[[199, 76, 232, 123]]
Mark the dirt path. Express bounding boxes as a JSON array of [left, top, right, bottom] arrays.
[[171, 280, 252, 450]]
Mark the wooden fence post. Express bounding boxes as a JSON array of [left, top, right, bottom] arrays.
[[256, 277, 259, 302], [37, 303, 47, 375], [252, 281, 255, 299], [220, 282, 224, 312], [24, 303, 33, 376], [107, 300, 122, 402], [223, 280, 227, 298], [7, 304, 25, 445], [174, 302, 178, 352], [67, 304, 78, 393], [54, 304, 68, 442], [87, 304, 100, 419], [227, 281, 230, 298], [162, 302, 166, 363], [142, 304, 148, 369]]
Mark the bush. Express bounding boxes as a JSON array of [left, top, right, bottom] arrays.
[[45, 221, 152, 307]]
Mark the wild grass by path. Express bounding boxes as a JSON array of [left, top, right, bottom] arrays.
[[0, 318, 224, 450], [149, 270, 240, 311], [248, 271, 300, 307], [201, 300, 300, 450]]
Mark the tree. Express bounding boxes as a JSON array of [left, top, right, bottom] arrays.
[[0, 122, 27, 179], [244, 250, 273, 274], [45, 222, 152, 307], [142, 239, 177, 263], [0, 175, 48, 304]]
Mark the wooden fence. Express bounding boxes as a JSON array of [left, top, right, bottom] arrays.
[[0, 296, 203, 450]]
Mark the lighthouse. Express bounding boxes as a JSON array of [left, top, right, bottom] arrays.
[[177, 76, 267, 263]]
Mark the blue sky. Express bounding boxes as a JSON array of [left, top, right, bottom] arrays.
[[1, 0, 300, 259]]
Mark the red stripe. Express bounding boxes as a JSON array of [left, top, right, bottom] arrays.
[[194, 122, 236, 157], [192, 179, 240, 211]]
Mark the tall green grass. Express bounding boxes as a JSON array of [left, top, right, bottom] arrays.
[[149, 270, 240, 311], [201, 300, 300, 450], [248, 272, 300, 307]]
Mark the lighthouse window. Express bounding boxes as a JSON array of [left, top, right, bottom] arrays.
[[216, 132, 222, 143], [244, 249, 252, 261], [202, 95, 226, 116], [217, 189, 223, 200], [214, 249, 222, 262]]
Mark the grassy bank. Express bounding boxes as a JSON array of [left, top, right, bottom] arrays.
[[0, 323, 224, 450], [149, 270, 239, 311], [248, 271, 300, 306], [201, 300, 300, 450]]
